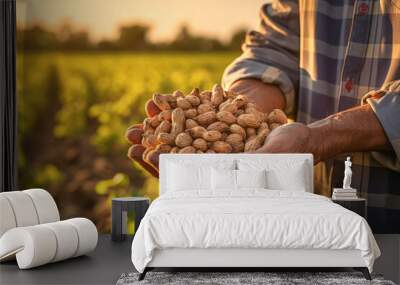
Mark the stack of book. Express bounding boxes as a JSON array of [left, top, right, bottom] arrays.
[[332, 188, 358, 200]]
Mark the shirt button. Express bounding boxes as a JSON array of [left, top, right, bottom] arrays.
[[344, 79, 353, 92], [358, 3, 369, 15]]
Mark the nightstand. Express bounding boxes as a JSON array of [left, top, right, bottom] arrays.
[[332, 198, 367, 218], [111, 197, 150, 242]]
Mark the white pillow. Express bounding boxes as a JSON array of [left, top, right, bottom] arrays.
[[167, 162, 210, 191], [211, 168, 236, 190], [265, 164, 307, 191], [211, 169, 267, 190], [167, 160, 236, 192], [236, 169, 267, 189], [238, 159, 309, 191]]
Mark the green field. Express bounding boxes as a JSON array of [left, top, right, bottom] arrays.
[[17, 52, 239, 231]]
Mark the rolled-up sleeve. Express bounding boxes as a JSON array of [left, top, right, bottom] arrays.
[[363, 81, 400, 171], [222, 0, 300, 115]]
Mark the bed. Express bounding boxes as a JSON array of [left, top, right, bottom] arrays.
[[131, 154, 380, 280]]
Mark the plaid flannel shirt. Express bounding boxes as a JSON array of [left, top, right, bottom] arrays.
[[222, 0, 400, 233]]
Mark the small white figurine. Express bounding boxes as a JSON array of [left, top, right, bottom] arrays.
[[343, 156, 352, 189]]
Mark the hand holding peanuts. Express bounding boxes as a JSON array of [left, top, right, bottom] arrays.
[[125, 84, 288, 177], [254, 122, 322, 161]]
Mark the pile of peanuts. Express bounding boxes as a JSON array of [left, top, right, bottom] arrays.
[[141, 84, 288, 162]]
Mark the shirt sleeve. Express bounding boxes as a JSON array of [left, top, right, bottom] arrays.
[[363, 80, 400, 171], [222, 0, 300, 115]]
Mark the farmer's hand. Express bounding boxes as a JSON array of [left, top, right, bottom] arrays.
[[229, 78, 286, 113], [256, 104, 391, 163], [125, 100, 161, 178], [231, 79, 323, 158], [254, 122, 325, 162]]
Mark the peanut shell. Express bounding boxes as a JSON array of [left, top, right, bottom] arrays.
[[185, 118, 198, 129], [186, 94, 201, 106], [170, 108, 185, 137], [216, 111, 236, 124], [187, 126, 207, 138], [184, 108, 197, 119], [143, 118, 154, 134], [218, 98, 233, 111], [267, 109, 288, 125], [158, 110, 172, 121], [199, 91, 211, 103], [153, 93, 171, 110], [155, 144, 172, 153], [149, 115, 161, 128], [202, 130, 222, 142], [192, 138, 208, 151], [257, 122, 269, 134], [173, 90, 184, 99], [179, 146, 196, 153], [175, 133, 193, 148], [170, 146, 180, 153], [219, 102, 238, 114], [211, 84, 224, 106], [177, 97, 192, 110], [195, 111, 217, 126], [197, 103, 214, 114], [225, 133, 243, 147], [154, 120, 171, 136], [232, 95, 249, 108], [157, 132, 175, 145], [212, 141, 232, 153], [142, 134, 157, 148], [237, 114, 261, 128], [207, 121, 229, 132], [229, 124, 246, 139], [244, 129, 269, 152]]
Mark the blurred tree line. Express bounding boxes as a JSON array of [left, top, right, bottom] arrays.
[[17, 21, 247, 51]]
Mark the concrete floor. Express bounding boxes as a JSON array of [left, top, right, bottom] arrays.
[[1, 234, 398, 285], [373, 235, 400, 284], [0, 235, 134, 285]]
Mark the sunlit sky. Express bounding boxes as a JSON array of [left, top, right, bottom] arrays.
[[16, 0, 266, 42]]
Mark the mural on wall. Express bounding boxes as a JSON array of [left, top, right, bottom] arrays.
[[16, 0, 400, 235], [16, 0, 264, 232]]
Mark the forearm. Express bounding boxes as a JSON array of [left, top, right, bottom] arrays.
[[309, 104, 392, 161], [222, 2, 299, 115], [229, 78, 286, 113]]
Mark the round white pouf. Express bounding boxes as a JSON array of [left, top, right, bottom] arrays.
[[0, 189, 60, 239], [42, 221, 79, 262], [66, 218, 98, 257], [23, 188, 60, 224], [0, 189, 98, 269], [0, 225, 57, 269], [0, 191, 39, 227], [0, 196, 17, 237], [0, 218, 98, 269]]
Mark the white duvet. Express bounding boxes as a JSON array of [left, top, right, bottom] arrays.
[[131, 190, 380, 273]]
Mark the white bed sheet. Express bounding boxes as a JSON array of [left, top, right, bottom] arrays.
[[131, 190, 380, 273]]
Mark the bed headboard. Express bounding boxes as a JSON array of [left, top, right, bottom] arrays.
[[159, 153, 314, 195]]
